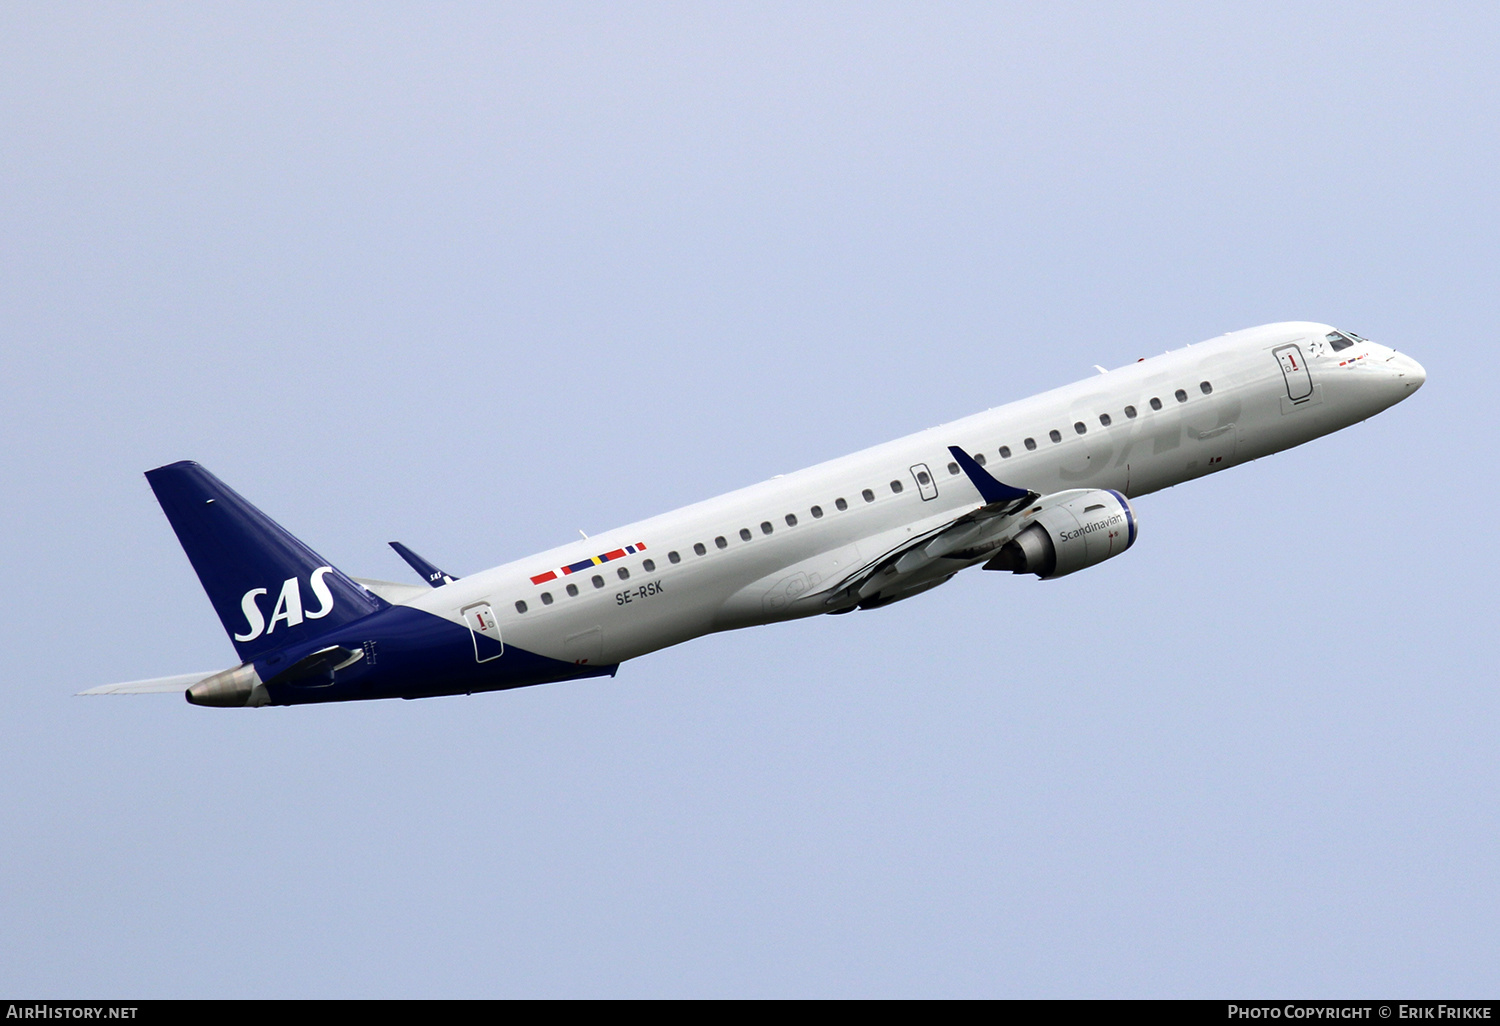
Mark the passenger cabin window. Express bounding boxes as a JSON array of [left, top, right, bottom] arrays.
[[1326, 331, 1355, 352], [1149, 397, 1163, 411], [1049, 429, 1062, 443], [890, 480, 904, 494], [862, 489, 875, 503], [1125, 405, 1137, 419], [811, 505, 824, 518], [643, 558, 656, 572], [916, 470, 930, 485], [1175, 389, 1188, 403], [715, 536, 728, 549], [1099, 413, 1112, 427], [836, 498, 848, 511], [785, 513, 797, 527], [1200, 381, 1213, 395], [1024, 437, 1037, 451], [617, 566, 629, 580], [947, 462, 960, 475], [974, 453, 987, 466], [566, 583, 579, 597], [998, 446, 1011, 459], [694, 542, 707, 556], [592, 575, 604, 589], [541, 592, 553, 605], [1074, 422, 1086, 435], [515, 600, 528, 613], [760, 521, 773, 535], [668, 551, 681, 564], [739, 528, 752, 541]]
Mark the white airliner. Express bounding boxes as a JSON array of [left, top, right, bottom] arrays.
[[84, 322, 1424, 707]]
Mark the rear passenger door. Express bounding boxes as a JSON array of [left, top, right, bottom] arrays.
[[463, 602, 503, 662]]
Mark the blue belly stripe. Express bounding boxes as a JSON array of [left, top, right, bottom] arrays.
[[255, 605, 615, 705]]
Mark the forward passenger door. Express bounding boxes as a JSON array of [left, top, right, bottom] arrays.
[[1273, 344, 1314, 403]]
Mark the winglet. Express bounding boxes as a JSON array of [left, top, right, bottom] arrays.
[[389, 542, 458, 587], [947, 446, 1030, 505]]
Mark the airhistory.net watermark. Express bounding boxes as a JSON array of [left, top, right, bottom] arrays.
[[6, 1007, 137, 1019]]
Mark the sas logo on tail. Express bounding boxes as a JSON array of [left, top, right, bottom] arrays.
[[234, 566, 337, 642]]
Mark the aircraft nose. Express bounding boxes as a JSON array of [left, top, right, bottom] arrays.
[[1391, 352, 1426, 394]]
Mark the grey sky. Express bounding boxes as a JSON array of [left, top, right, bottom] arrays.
[[1, 2, 1495, 996]]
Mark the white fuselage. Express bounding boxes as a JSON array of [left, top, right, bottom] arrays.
[[406, 322, 1424, 669]]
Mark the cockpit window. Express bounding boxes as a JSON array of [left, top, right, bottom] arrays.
[[1326, 331, 1356, 352]]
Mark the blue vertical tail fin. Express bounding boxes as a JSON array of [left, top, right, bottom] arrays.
[[145, 461, 385, 662]]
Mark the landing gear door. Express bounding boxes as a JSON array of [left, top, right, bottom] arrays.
[[462, 602, 503, 663], [1274, 344, 1314, 403], [909, 463, 939, 501]]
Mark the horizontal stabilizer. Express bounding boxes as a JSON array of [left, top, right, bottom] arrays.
[[263, 644, 364, 687], [389, 541, 457, 587], [79, 671, 216, 696], [947, 446, 1031, 505], [352, 577, 429, 605]]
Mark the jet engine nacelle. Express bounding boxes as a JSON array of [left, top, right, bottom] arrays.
[[984, 489, 1137, 579]]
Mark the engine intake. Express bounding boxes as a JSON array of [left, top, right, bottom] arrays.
[[984, 489, 1136, 579]]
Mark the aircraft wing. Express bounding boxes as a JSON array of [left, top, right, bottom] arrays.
[[823, 446, 1039, 606], [78, 671, 217, 696]]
